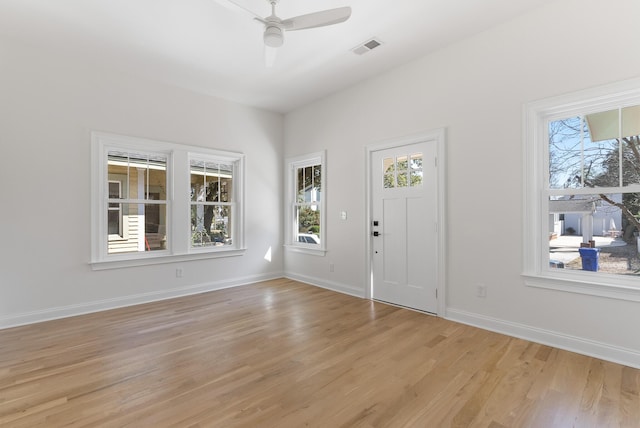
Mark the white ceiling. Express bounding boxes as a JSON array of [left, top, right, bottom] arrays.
[[0, 0, 557, 113]]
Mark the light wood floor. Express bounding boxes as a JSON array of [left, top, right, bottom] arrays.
[[1, 278, 639, 427]]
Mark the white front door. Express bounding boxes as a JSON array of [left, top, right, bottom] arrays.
[[371, 140, 438, 313]]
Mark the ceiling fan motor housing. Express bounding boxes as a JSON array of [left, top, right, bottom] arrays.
[[264, 25, 283, 47]]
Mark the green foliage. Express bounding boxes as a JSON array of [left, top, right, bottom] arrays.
[[299, 206, 320, 234], [384, 158, 423, 188]]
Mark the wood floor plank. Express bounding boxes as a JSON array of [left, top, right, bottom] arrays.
[[0, 278, 638, 427]]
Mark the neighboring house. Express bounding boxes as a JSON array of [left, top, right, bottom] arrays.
[[549, 194, 622, 238]]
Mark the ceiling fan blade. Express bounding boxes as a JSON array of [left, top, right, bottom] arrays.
[[281, 6, 351, 31], [213, 0, 263, 21]]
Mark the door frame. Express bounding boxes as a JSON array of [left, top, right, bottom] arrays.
[[364, 128, 447, 316]]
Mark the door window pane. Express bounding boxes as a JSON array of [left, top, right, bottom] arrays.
[[410, 153, 423, 186], [396, 156, 408, 187], [383, 157, 395, 188]]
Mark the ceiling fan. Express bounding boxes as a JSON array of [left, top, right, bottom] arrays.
[[214, 0, 352, 66]]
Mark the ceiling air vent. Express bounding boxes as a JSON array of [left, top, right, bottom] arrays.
[[352, 38, 383, 55]]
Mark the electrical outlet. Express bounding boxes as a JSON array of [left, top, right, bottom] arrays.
[[476, 284, 487, 298], [329, 263, 335, 272], [176, 268, 183, 278]]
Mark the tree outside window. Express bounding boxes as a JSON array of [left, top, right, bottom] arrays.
[[286, 152, 326, 253], [547, 105, 640, 275]]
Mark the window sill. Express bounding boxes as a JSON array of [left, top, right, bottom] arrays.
[[284, 244, 326, 257], [523, 271, 640, 302], [90, 248, 246, 270]]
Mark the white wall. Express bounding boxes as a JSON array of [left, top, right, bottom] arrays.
[[284, 0, 640, 367], [0, 38, 284, 327]]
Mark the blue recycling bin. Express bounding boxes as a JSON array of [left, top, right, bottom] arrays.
[[578, 247, 600, 272]]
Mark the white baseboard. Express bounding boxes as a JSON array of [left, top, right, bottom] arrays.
[[284, 272, 365, 298], [446, 308, 640, 370], [0, 271, 284, 330]]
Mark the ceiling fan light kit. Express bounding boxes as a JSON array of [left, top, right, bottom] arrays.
[[264, 26, 283, 48], [215, 0, 351, 65]]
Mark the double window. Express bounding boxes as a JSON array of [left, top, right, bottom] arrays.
[[286, 152, 326, 254], [92, 133, 244, 268], [523, 78, 640, 300]]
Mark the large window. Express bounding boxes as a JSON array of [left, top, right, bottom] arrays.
[[92, 133, 245, 269], [523, 78, 640, 300], [286, 152, 326, 255]]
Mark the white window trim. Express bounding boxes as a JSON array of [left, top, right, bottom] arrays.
[[91, 132, 245, 270], [522, 77, 640, 301], [284, 151, 326, 256]]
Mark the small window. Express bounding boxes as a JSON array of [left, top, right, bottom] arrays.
[[286, 151, 326, 255]]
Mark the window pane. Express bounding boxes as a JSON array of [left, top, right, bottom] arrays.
[[584, 110, 619, 187], [548, 193, 640, 275], [296, 205, 320, 244], [108, 181, 121, 199], [190, 159, 206, 202], [108, 206, 121, 235], [107, 203, 167, 254], [313, 165, 321, 202], [191, 205, 232, 247], [147, 167, 166, 200], [622, 105, 640, 186], [549, 117, 584, 189], [622, 105, 640, 138], [410, 153, 423, 186], [396, 156, 408, 187], [296, 167, 304, 201], [383, 157, 394, 188]]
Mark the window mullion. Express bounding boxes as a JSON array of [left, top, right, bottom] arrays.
[[619, 107, 624, 188], [146, 158, 150, 200], [580, 116, 585, 187]]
